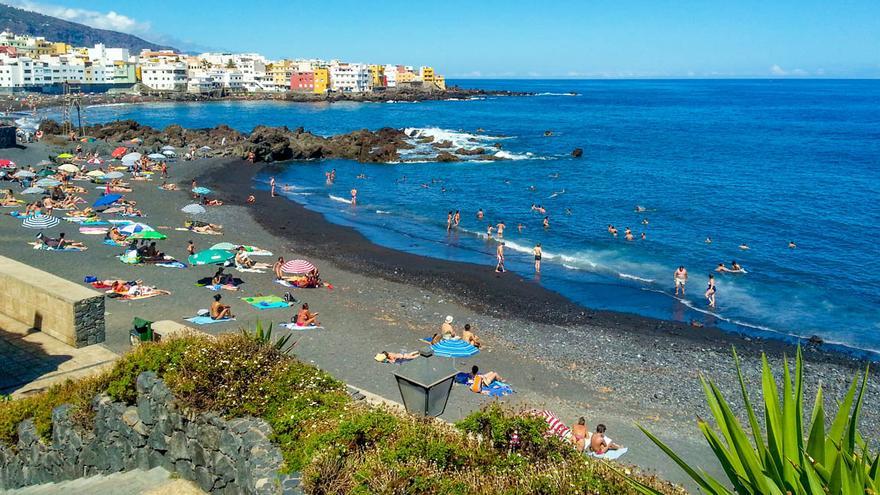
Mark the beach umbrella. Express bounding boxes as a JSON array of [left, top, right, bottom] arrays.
[[534, 410, 572, 442], [93, 193, 123, 207], [35, 178, 62, 187], [162, 150, 176, 156], [86, 170, 105, 178], [0, 159, 15, 168], [118, 222, 154, 235], [22, 214, 60, 229], [36, 160, 53, 167], [281, 259, 316, 274], [37, 169, 54, 177], [57, 164, 79, 173], [21, 186, 45, 195], [111, 147, 127, 159], [180, 203, 206, 215], [56, 153, 74, 160], [161, 145, 175, 151], [13, 170, 35, 178], [431, 339, 480, 358], [210, 242, 239, 251], [188, 249, 233, 266], [199, 146, 212, 151], [121, 152, 142, 165], [191, 186, 212, 195], [102, 171, 124, 179], [129, 230, 167, 240], [148, 153, 166, 160]]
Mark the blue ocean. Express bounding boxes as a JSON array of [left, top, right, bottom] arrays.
[[74, 80, 880, 355]]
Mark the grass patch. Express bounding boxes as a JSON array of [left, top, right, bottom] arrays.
[[0, 331, 682, 494]]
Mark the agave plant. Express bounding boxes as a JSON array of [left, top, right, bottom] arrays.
[[624, 347, 875, 494], [241, 320, 296, 353]]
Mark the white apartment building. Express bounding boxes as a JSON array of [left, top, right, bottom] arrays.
[[140, 61, 187, 91], [0, 55, 49, 87], [329, 62, 372, 93], [87, 43, 130, 64], [383, 64, 399, 87]]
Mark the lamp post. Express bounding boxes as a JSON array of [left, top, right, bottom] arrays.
[[392, 347, 457, 417]]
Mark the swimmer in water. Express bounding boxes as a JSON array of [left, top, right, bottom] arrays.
[[548, 189, 565, 199], [356, 173, 367, 179], [641, 218, 649, 225], [496, 221, 506, 237], [739, 243, 750, 250], [624, 228, 634, 241], [607, 225, 618, 237], [548, 172, 559, 179], [350, 188, 357, 205], [788, 241, 797, 249], [543, 216, 550, 229], [477, 208, 484, 220], [641, 232, 646, 240], [565, 208, 572, 215], [635, 205, 647, 213], [730, 260, 743, 271], [705, 237, 712, 244], [517, 223, 524, 233], [716, 263, 728, 272], [528, 185, 536, 192], [447, 211, 453, 231], [487, 224, 495, 237]]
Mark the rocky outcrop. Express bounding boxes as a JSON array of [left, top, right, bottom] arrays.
[[0, 372, 290, 494]]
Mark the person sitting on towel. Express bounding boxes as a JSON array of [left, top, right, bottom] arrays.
[[469, 365, 503, 393], [234, 246, 255, 268], [295, 303, 319, 327], [144, 242, 164, 260], [374, 351, 419, 363], [461, 323, 482, 348], [441, 315, 457, 339], [106, 227, 127, 243], [210, 294, 233, 320], [571, 417, 590, 452], [211, 267, 233, 287], [589, 424, 622, 455]]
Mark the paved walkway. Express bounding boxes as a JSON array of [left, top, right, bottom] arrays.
[[0, 314, 118, 398]]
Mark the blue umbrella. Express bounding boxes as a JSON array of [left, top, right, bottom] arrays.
[[192, 187, 212, 195], [93, 193, 122, 207], [431, 339, 480, 358]]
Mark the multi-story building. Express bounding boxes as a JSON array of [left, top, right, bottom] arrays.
[[397, 69, 416, 84], [329, 62, 372, 93], [290, 71, 314, 92], [368, 64, 385, 87], [0, 55, 49, 88], [313, 67, 329, 94], [419, 66, 435, 84], [383, 64, 400, 87], [140, 61, 187, 91], [267, 60, 295, 92]]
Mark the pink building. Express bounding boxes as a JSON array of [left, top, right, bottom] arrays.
[[290, 71, 314, 92]]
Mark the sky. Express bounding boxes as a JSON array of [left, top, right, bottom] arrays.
[[5, 0, 880, 78]]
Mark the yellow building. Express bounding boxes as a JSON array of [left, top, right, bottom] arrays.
[[419, 66, 435, 83], [50, 42, 70, 55], [268, 60, 295, 90], [397, 70, 415, 84], [434, 74, 446, 90], [368, 64, 385, 87], [313, 67, 329, 94]]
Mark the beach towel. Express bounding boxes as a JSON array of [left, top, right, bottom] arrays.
[[205, 284, 240, 291], [454, 372, 515, 397], [588, 448, 628, 460], [274, 279, 294, 288], [278, 322, 324, 330], [10, 211, 31, 218], [155, 261, 187, 269], [242, 296, 290, 310], [185, 316, 235, 325], [79, 227, 108, 235], [117, 290, 170, 301], [103, 239, 126, 247], [235, 267, 266, 274], [175, 227, 221, 235]]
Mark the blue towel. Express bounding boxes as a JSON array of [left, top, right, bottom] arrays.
[[103, 239, 125, 247], [156, 261, 187, 269], [454, 372, 514, 396], [185, 316, 235, 325], [254, 301, 289, 310]]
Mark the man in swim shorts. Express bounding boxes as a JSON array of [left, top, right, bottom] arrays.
[[674, 265, 688, 296]]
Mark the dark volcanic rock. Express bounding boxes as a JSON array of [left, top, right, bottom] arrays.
[[571, 148, 583, 158], [432, 140, 453, 149], [455, 147, 486, 156], [436, 151, 461, 162]]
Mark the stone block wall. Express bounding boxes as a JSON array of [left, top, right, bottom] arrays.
[[0, 372, 291, 494], [0, 255, 105, 347]]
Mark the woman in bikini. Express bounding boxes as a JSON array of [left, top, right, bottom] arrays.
[[705, 274, 716, 308], [571, 417, 589, 452]]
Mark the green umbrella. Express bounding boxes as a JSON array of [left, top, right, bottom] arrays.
[[188, 249, 233, 266], [129, 230, 167, 240], [57, 153, 74, 159]]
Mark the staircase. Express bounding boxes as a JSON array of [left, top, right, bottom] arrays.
[[3, 467, 203, 494]]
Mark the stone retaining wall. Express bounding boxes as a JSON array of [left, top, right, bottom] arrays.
[[0, 372, 292, 494], [0, 255, 104, 347]]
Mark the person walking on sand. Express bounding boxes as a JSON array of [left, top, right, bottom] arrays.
[[674, 266, 688, 296], [533, 243, 543, 273], [496, 242, 506, 273], [270, 176, 276, 197], [705, 274, 717, 308]]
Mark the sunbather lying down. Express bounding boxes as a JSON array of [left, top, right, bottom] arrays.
[[183, 221, 222, 235], [92, 279, 169, 298], [374, 351, 420, 363]]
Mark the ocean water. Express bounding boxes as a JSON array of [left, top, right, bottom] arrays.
[[72, 80, 880, 356]]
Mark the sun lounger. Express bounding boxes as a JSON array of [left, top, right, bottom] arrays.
[[185, 316, 235, 325]]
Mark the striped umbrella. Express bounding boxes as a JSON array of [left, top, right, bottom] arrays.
[[119, 222, 154, 235], [281, 259, 316, 274], [22, 215, 60, 229], [431, 339, 480, 358], [533, 410, 572, 442], [180, 203, 206, 215]]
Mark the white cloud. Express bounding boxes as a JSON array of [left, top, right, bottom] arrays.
[[770, 64, 787, 75], [5, 0, 152, 35], [770, 64, 809, 77]]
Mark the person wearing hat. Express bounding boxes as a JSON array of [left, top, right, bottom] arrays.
[[441, 315, 457, 339], [374, 351, 419, 364]]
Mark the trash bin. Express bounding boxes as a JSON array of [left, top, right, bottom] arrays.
[[130, 317, 154, 346]]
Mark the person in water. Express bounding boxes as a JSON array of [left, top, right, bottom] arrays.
[[496, 221, 506, 237], [454, 210, 461, 227], [789, 241, 797, 249], [476, 208, 484, 220], [739, 243, 750, 250], [350, 189, 358, 205], [533, 243, 543, 273], [447, 211, 453, 231], [624, 227, 634, 241], [705, 236, 712, 244], [716, 263, 727, 272], [674, 266, 688, 296], [730, 260, 743, 271], [517, 223, 525, 233], [543, 216, 550, 229], [705, 274, 717, 308]]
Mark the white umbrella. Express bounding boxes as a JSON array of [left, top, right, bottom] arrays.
[[23, 215, 60, 229], [21, 186, 45, 195], [121, 152, 142, 166], [86, 170, 105, 178], [181, 203, 207, 215], [148, 153, 167, 160], [35, 178, 62, 187], [162, 150, 176, 156], [199, 146, 212, 151], [57, 164, 80, 173], [13, 170, 35, 178], [161, 145, 175, 151], [103, 171, 124, 179]]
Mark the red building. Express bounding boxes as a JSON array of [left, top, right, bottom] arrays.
[[290, 71, 314, 92], [0, 46, 17, 57]]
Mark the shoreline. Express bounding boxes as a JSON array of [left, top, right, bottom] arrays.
[[200, 158, 880, 366]]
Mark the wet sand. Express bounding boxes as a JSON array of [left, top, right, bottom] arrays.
[[1, 141, 876, 490]]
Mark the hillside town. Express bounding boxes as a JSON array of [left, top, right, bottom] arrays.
[[0, 31, 446, 94]]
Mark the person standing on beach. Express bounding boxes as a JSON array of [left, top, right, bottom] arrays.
[[270, 177, 276, 197], [674, 266, 688, 296], [533, 243, 542, 273], [496, 242, 506, 273], [705, 274, 716, 308]]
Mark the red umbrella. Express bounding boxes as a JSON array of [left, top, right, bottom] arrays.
[[111, 147, 128, 159], [281, 259, 316, 274], [0, 159, 15, 168]]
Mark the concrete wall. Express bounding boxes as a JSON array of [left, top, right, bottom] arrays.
[[0, 372, 292, 494], [0, 255, 105, 347]]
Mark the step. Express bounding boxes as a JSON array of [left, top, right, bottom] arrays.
[[2, 467, 199, 495]]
